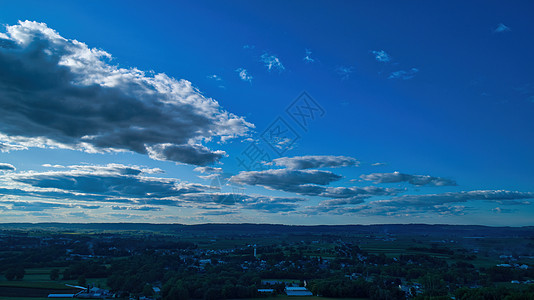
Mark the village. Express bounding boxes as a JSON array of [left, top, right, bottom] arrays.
[[0, 224, 533, 299]]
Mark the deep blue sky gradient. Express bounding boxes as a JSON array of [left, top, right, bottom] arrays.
[[0, 0, 533, 224]]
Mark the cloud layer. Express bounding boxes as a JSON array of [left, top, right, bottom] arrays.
[[0, 163, 313, 215], [230, 169, 342, 194], [360, 171, 456, 186], [0, 21, 252, 165], [307, 190, 533, 216], [270, 155, 358, 170]]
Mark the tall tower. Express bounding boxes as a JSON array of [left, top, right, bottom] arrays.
[[254, 244, 257, 258]]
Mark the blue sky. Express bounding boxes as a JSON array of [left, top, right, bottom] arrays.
[[0, 0, 533, 225]]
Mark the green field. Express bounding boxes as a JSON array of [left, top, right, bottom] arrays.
[[243, 297, 369, 300], [0, 298, 51, 300], [0, 266, 108, 292]]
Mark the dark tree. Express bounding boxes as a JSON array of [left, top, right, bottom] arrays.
[[50, 269, 60, 281]]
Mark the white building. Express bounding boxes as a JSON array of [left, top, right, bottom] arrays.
[[286, 286, 313, 296]]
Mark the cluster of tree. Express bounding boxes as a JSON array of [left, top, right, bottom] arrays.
[[4, 267, 25, 281], [62, 261, 109, 280], [308, 276, 405, 300], [162, 276, 258, 300], [455, 285, 534, 300], [484, 266, 534, 282]]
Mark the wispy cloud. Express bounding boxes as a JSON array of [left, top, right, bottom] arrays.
[[207, 74, 226, 88], [494, 23, 511, 33], [388, 68, 419, 80], [371, 50, 391, 62], [0, 21, 252, 166], [303, 49, 315, 63], [236, 68, 253, 82], [336, 66, 353, 80], [260, 53, 285, 72]]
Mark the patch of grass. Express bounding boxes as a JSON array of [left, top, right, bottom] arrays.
[[242, 297, 369, 300], [0, 298, 51, 300], [0, 281, 70, 289]]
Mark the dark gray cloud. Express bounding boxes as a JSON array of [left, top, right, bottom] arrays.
[[320, 186, 399, 198], [0, 163, 15, 171], [230, 169, 342, 193], [0, 21, 252, 165], [360, 171, 456, 186], [229, 168, 400, 200], [1, 164, 211, 205], [146, 144, 226, 166], [270, 155, 358, 170]]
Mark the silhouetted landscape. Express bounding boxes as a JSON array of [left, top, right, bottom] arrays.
[[1, 223, 533, 299]]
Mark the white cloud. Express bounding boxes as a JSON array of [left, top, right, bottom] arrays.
[[371, 50, 391, 62], [236, 68, 253, 82], [260, 53, 285, 72], [303, 49, 315, 63], [207, 74, 222, 81], [0, 21, 253, 166], [193, 166, 223, 174]]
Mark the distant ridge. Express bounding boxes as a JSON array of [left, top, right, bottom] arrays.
[[0, 223, 533, 237]]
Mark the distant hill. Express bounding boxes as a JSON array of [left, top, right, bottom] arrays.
[[0, 222, 533, 237]]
